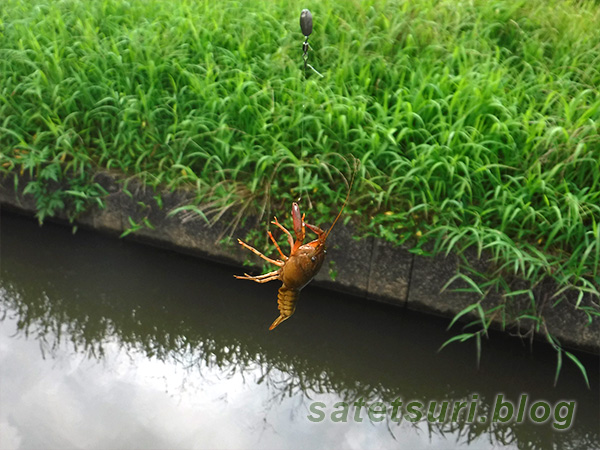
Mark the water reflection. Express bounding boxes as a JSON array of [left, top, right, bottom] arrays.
[[1, 212, 598, 449]]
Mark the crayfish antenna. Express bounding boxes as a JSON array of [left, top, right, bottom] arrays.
[[323, 161, 359, 242], [269, 314, 290, 330]]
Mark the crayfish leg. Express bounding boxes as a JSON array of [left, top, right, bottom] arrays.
[[234, 269, 281, 283], [237, 239, 285, 267], [271, 216, 294, 250], [268, 231, 288, 261]]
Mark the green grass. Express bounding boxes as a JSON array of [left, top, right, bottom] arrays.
[[1, 0, 598, 383]]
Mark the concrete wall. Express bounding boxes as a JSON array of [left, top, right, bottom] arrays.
[[1, 171, 598, 354]]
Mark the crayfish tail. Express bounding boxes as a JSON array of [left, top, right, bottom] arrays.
[[268, 286, 300, 331], [269, 314, 289, 330]]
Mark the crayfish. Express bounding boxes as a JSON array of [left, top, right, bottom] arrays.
[[235, 175, 355, 330]]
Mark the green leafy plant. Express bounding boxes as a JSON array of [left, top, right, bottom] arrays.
[[1, 0, 598, 384]]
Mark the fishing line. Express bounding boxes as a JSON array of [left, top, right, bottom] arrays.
[[299, 10, 354, 210], [299, 9, 323, 208]]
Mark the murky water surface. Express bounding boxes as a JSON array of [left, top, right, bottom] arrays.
[[0, 212, 598, 449]]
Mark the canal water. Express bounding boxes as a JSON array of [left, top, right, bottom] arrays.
[[1, 211, 598, 449]]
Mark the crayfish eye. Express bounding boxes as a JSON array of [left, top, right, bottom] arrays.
[[311, 256, 316, 262]]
